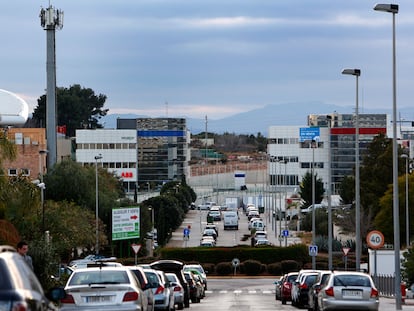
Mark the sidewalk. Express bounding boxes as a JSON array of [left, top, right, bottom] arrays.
[[380, 297, 414, 310]]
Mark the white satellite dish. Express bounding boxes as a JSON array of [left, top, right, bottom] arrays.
[[0, 89, 29, 126]]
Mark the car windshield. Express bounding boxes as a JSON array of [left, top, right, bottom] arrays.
[[333, 275, 371, 287], [69, 270, 129, 285]]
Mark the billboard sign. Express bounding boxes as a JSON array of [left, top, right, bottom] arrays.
[[112, 207, 140, 241], [299, 127, 320, 142]]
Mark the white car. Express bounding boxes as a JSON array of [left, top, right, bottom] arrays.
[[60, 266, 148, 311], [69, 254, 117, 269]]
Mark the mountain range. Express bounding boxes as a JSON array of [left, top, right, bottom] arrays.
[[101, 102, 414, 135]]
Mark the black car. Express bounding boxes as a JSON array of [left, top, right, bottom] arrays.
[[184, 271, 202, 303], [150, 259, 190, 308], [0, 245, 63, 310]]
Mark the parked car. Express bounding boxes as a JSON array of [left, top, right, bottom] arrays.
[[149, 260, 190, 308], [204, 223, 219, 236], [60, 266, 149, 311], [144, 269, 175, 311], [0, 245, 62, 311], [291, 271, 319, 308], [207, 210, 222, 221], [68, 254, 117, 269], [184, 264, 208, 290], [129, 266, 156, 311], [281, 272, 298, 304], [254, 238, 271, 246], [275, 275, 284, 300], [308, 270, 332, 311], [202, 228, 217, 240], [165, 272, 185, 310], [316, 271, 379, 311], [199, 239, 215, 247], [184, 271, 202, 303]]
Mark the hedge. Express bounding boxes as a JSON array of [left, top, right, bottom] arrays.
[[159, 244, 309, 266]]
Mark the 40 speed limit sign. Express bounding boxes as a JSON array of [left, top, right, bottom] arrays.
[[366, 230, 385, 249]]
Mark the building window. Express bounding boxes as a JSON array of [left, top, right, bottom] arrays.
[[20, 168, 30, 176], [8, 168, 17, 176]]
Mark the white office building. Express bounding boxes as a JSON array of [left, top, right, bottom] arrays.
[[75, 129, 138, 193]]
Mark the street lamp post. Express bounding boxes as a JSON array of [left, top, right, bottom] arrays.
[[39, 149, 48, 232], [148, 206, 155, 257], [401, 154, 409, 247], [342, 68, 361, 271], [283, 159, 288, 247], [373, 3, 401, 309], [95, 154, 103, 255], [326, 115, 333, 270], [311, 139, 316, 270]]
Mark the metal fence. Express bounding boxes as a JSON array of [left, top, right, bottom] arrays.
[[374, 274, 397, 297]]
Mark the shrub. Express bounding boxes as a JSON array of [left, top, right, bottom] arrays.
[[202, 263, 215, 275], [267, 262, 282, 275], [243, 259, 262, 275], [216, 262, 232, 275], [281, 260, 300, 273]]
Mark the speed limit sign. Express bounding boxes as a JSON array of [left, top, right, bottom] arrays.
[[366, 230, 385, 249]]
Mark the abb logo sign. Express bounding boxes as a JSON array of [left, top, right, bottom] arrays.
[[121, 172, 134, 178]]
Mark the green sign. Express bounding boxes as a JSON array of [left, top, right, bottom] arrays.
[[112, 207, 140, 241]]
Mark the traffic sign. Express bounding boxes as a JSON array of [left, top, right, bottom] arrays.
[[342, 247, 351, 256], [366, 230, 385, 249], [282, 230, 289, 237], [232, 258, 240, 267], [309, 245, 318, 257], [183, 228, 190, 237], [131, 243, 141, 254]]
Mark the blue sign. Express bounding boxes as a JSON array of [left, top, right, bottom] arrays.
[[299, 127, 320, 142], [183, 228, 190, 236], [282, 230, 289, 237], [309, 245, 318, 257]]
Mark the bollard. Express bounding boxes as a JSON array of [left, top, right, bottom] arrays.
[[401, 282, 406, 304]]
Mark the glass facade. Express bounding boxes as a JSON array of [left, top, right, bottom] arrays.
[[134, 118, 187, 187], [310, 113, 387, 193]]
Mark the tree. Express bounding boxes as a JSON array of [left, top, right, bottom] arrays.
[[338, 175, 354, 205], [32, 84, 108, 137], [374, 174, 414, 245], [299, 171, 324, 208]]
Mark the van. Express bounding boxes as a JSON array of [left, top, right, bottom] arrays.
[[250, 220, 266, 231], [223, 211, 239, 230]]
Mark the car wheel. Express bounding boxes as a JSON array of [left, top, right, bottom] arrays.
[[177, 303, 184, 310], [281, 298, 286, 305]]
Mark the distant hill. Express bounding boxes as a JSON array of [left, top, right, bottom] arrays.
[[101, 102, 414, 135]]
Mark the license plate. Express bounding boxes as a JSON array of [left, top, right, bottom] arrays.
[[342, 289, 363, 298], [85, 295, 112, 303]]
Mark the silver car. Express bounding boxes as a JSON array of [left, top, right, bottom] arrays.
[[60, 266, 148, 311], [317, 271, 379, 311], [144, 269, 175, 311], [165, 272, 185, 310]]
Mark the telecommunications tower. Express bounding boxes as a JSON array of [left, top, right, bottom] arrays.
[[40, 5, 63, 168]]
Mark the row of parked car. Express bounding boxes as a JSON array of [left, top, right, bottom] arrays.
[[0, 246, 208, 311], [275, 269, 380, 311]]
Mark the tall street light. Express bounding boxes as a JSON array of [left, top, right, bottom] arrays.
[[311, 139, 316, 270], [95, 154, 103, 255], [39, 149, 48, 232], [374, 3, 401, 309], [326, 115, 333, 270], [342, 68, 361, 271], [401, 153, 409, 247]]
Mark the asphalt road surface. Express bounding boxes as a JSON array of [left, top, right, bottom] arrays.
[[188, 278, 414, 311], [167, 209, 301, 248]]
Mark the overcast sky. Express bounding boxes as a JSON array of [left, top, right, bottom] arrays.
[[1, 1, 414, 120]]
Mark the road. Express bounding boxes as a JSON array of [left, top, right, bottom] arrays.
[[167, 208, 301, 248], [187, 278, 414, 311]]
